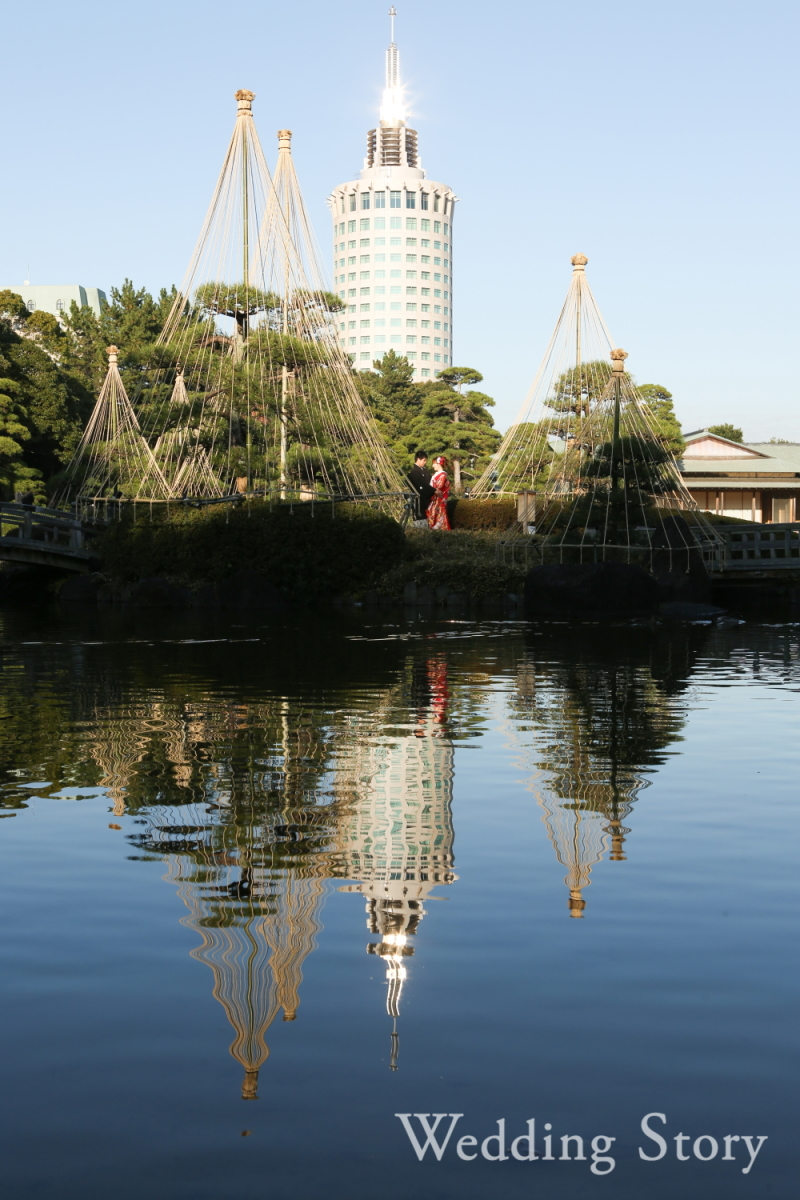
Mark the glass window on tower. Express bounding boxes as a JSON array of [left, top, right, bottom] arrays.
[[361, 193, 370, 209], [374, 217, 386, 230], [360, 219, 369, 231], [349, 194, 356, 211], [434, 220, 441, 234], [406, 218, 416, 230], [406, 192, 415, 208], [348, 221, 356, 233], [433, 195, 440, 212], [374, 191, 386, 208], [390, 215, 401, 229], [421, 218, 430, 232], [390, 191, 401, 208], [420, 192, 429, 210]]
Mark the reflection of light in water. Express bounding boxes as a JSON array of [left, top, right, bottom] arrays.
[[336, 657, 456, 1066]]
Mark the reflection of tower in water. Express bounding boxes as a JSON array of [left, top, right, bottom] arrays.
[[336, 656, 456, 1066]]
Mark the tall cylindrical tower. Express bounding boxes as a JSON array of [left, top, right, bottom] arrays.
[[328, 11, 456, 381]]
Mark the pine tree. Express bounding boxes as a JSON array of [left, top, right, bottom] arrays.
[[407, 383, 500, 494], [638, 384, 685, 454], [359, 351, 423, 470]]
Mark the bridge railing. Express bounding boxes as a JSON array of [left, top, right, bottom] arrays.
[[0, 502, 91, 553], [699, 523, 800, 571]]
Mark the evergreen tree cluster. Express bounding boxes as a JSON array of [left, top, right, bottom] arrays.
[[0, 285, 687, 507], [357, 351, 500, 492]]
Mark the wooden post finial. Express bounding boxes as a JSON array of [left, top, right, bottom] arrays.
[[571, 253, 588, 270], [610, 348, 628, 373], [235, 89, 255, 113], [277, 129, 292, 151], [106, 345, 119, 363]]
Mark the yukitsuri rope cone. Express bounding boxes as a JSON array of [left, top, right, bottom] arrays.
[[55, 345, 171, 502], [471, 254, 719, 558], [106, 92, 404, 509]]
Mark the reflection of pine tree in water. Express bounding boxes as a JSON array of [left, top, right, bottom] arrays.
[[84, 692, 341, 1098], [514, 635, 689, 915], [334, 656, 456, 1067]]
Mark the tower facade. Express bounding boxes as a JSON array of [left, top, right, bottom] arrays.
[[328, 12, 456, 381]]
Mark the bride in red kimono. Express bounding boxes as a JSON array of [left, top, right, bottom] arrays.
[[426, 456, 452, 530]]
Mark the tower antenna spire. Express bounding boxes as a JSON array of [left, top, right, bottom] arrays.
[[389, 6, 396, 45]]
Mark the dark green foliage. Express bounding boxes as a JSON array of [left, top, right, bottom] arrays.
[[708, 423, 744, 444], [95, 501, 405, 598], [0, 290, 29, 323], [637, 384, 684, 454], [436, 366, 483, 390], [0, 321, 92, 498], [406, 386, 500, 492], [448, 498, 517, 530], [61, 280, 179, 395], [359, 351, 423, 467], [547, 360, 612, 421], [22, 310, 65, 354], [360, 353, 499, 488]]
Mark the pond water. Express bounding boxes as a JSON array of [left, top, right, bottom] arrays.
[[0, 605, 797, 1200]]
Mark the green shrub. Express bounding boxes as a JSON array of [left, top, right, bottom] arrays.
[[448, 497, 517, 530], [377, 529, 530, 599], [95, 500, 405, 599]]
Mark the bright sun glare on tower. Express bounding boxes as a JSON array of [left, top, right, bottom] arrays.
[[380, 7, 406, 125]]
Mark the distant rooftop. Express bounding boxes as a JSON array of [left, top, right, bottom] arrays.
[[0, 284, 107, 319]]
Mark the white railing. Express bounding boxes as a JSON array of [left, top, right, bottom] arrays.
[[700, 523, 800, 570]]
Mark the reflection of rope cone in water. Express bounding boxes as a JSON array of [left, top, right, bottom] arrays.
[[166, 857, 323, 1099], [538, 792, 608, 917], [336, 655, 456, 1065], [515, 660, 678, 915]]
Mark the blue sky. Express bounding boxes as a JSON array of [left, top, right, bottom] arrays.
[[1, 0, 797, 438]]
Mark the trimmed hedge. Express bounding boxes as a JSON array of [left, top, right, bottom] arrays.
[[95, 500, 405, 599], [448, 497, 517, 530]]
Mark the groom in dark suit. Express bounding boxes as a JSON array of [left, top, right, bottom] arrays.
[[408, 450, 433, 520]]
